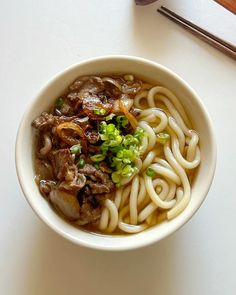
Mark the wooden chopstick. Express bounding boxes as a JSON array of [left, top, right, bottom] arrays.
[[214, 0, 236, 15], [159, 6, 235, 52], [157, 6, 236, 60]]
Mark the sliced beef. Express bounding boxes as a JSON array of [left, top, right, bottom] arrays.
[[99, 162, 112, 173], [78, 164, 115, 194], [32, 112, 57, 130], [82, 96, 112, 120], [76, 77, 104, 100], [67, 77, 104, 104], [67, 77, 111, 116], [59, 167, 86, 193], [85, 130, 100, 144], [78, 163, 96, 176], [86, 181, 112, 194], [60, 102, 73, 115], [79, 203, 101, 224], [77, 185, 91, 206], [67, 92, 82, 102], [49, 149, 86, 193], [68, 79, 84, 91], [32, 112, 78, 131], [77, 185, 102, 224], [34, 158, 54, 180], [49, 149, 73, 180]]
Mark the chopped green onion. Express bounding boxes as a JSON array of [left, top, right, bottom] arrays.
[[108, 136, 123, 147], [109, 145, 123, 153], [55, 97, 64, 108], [112, 172, 121, 184], [94, 108, 106, 116], [99, 122, 122, 146], [101, 143, 109, 155], [134, 127, 145, 142], [94, 163, 100, 169], [70, 144, 81, 154], [156, 132, 170, 144], [90, 154, 105, 162], [116, 115, 128, 128], [98, 121, 144, 185], [111, 157, 123, 169], [107, 123, 116, 133], [117, 149, 133, 160], [146, 167, 156, 177], [123, 134, 139, 146], [77, 158, 85, 168], [105, 113, 116, 121], [121, 165, 134, 177]]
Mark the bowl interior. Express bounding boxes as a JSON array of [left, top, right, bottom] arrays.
[[16, 56, 216, 250]]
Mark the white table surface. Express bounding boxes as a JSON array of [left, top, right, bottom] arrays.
[[1, 1, 236, 294]]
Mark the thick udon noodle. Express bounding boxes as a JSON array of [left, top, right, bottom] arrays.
[[97, 84, 200, 234]]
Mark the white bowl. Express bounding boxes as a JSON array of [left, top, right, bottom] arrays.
[[15, 56, 216, 251]]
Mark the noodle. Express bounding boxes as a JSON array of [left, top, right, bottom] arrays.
[[129, 176, 139, 225], [98, 82, 200, 233], [105, 199, 118, 233], [138, 121, 156, 152]]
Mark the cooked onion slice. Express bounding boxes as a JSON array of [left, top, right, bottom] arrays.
[[119, 99, 138, 129], [49, 190, 80, 221], [102, 77, 122, 91], [120, 94, 133, 111], [56, 122, 84, 145]]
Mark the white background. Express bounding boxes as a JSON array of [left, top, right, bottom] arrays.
[[1, 1, 236, 294]]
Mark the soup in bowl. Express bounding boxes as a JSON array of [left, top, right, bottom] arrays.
[[15, 56, 216, 250]]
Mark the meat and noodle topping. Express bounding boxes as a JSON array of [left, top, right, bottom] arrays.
[[32, 74, 201, 234]]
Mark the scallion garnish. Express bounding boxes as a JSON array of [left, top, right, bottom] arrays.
[[77, 158, 85, 168], [94, 108, 106, 116], [134, 127, 145, 142], [146, 167, 156, 177], [105, 113, 116, 121], [156, 132, 170, 144], [98, 121, 145, 186], [55, 97, 64, 108], [94, 162, 100, 169], [111, 172, 121, 184], [116, 115, 128, 128], [90, 154, 105, 162], [70, 144, 81, 154]]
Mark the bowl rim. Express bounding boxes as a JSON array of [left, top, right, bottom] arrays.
[[15, 55, 217, 251]]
